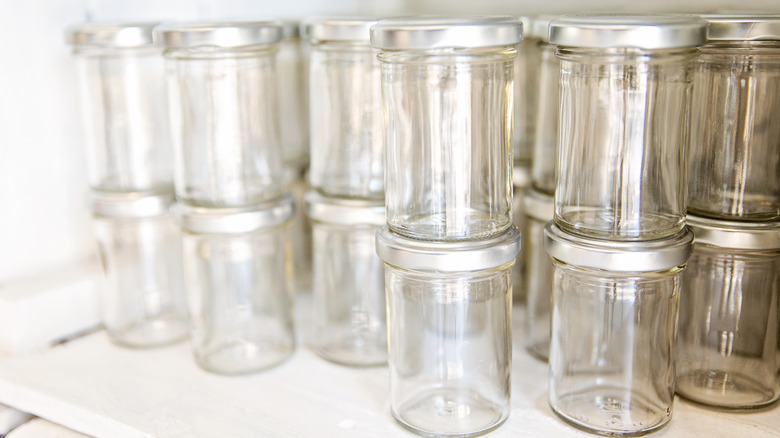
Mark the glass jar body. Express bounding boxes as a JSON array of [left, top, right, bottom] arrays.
[[556, 48, 696, 240], [381, 48, 515, 241], [688, 42, 780, 221]]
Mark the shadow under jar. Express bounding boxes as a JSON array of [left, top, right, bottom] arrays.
[[544, 222, 693, 436], [550, 14, 706, 241], [177, 195, 296, 375], [91, 190, 188, 348], [154, 22, 284, 208], [376, 226, 521, 437], [371, 17, 523, 242], [306, 192, 387, 366], [688, 15, 780, 222], [677, 215, 780, 409], [66, 23, 173, 194]]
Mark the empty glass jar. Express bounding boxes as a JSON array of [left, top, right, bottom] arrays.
[[688, 15, 780, 221], [307, 192, 386, 366], [372, 17, 523, 241], [530, 16, 560, 196], [177, 195, 296, 374], [523, 189, 554, 361], [155, 22, 284, 207], [550, 15, 707, 240], [305, 18, 383, 200], [376, 226, 521, 437], [677, 215, 780, 408], [278, 20, 309, 171], [67, 23, 172, 194], [91, 190, 188, 347], [545, 222, 693, 436]]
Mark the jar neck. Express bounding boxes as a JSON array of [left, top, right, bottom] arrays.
[[163, 44, 277, 60], [556, 46, 698, 64], [377, 46, 516, 64]]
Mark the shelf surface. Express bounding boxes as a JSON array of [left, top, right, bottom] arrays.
[[0, 300, 777, 438]]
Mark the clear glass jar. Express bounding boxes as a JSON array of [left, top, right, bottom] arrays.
[[677, 215, 780, 408], [91, 190, 188, 348], [376, 226, 521, 437], [511, 165, 531, 303], [530, 17, 560, 195], [66, 23, 172, 193], [306, 192, 387, 366], [177, 195, 296, 374], [513, 16, 538, 167], [545, 222, 693, 436], [372, 17, 523, 241], [155, 22, 284, 207], [522, 189, 554, 361], [688, 16, 780, 221], [550, 15, 706, 241], [304, 18, 383, 200], [278, 21, 309, 171]]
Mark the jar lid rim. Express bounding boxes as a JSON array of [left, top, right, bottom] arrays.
[[549, 13, 707, 49], [687, 214, 780, 249], [370, 16, 523, 50], [703, 15, 780, 41], [153, 21, 283, 49], [529, 15, 559, 43], [305, 191, 385, 226], [175, 194, 295, 234], [66, 22, 158, 48], [302, 17, 380, 42]]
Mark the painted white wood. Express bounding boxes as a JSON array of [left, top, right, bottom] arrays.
[[6, 418, 92, 438], [0, 299, 777, 438], [0, 404, 33, 436]]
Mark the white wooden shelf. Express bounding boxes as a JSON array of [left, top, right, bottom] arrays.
[[0, 300, 777, 438]]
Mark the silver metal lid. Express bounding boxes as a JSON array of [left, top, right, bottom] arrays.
[[302, 17, 378, 42], [687, 215, 780, 250], [703, 15, 780, 41], [544, 222, 693, 272], [65, 22, 158, 48], [513, 165, 531, 189], [90, 189, 174, 218], [523, 189, 554, 222], [531, 15, 558, 42], [549, 14, 707, 49], [370, 17, 523, 50], [305, 191, 385, 226], [376, 226, 521, 272], [153, 21, 283, 49], [176, 194, 295, 234]]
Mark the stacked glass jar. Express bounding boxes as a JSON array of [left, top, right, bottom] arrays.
[[154, 22, 295, 375], [678, 15, 780, 409], [545, 15, 706, 435], [66, 23, 189, 349], [371, 17, 523, 437], [302, 18, 388, 367]]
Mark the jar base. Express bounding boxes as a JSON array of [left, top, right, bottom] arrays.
[[107, 315, 188, 349], [389, 212, 511, 242], [194, 339, 294, 375], [550, 388, 671, 437], [556, 209, 685, 241], [392, 386, 509, 437], [676, 370, 780, 409], [315, 336, 387, 367]]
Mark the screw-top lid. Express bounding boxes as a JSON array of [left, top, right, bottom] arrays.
[[687, 215, 780, 250], [703, 15, 780, 41], [305, 191, 385, 226], [549, 14, 707, 49], [302, 17, 379, 43], [175, 194, 295, 234], [90, 189, 174, 218], [523, 189, 554, 222], [544, 222, 693, 272], [66, 22, 158, 48], [370, 16, 523, 50], [531, 15, 558, 43], [376, 226, 521, 272], [153, 21, 283, 49]]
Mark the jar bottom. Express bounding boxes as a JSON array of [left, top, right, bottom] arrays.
[[556, 209, 684, 241], [392, 385, 509, 437], [550, 386, 671, 437], [107, 314, 188, 349], [316, 335, 387, 367], [389, 212, 510, 242], [194, 339, 294, 375], [676, 370, 779, 409]]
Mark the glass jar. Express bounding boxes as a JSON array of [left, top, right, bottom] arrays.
[[544, 222, 693, 436], [530, 16, 560, 196], [514, 16, 538, 167], [376, 226, 521, 437], [66, 23, 172, 194], [523, 189, 554, 361], [304, 18, 383, 200], [155, 22, 284, 207], [306, 192, 387, 366], [550, 15, 706, 240], [91, 190, 188, 348], [688, 16, 780, 221], [511, 165, 531, 302], [371, 17, 523, 241], [278, 21, 309, 171], [677, 215, 780, 408], [177, 195, 296, 375]]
